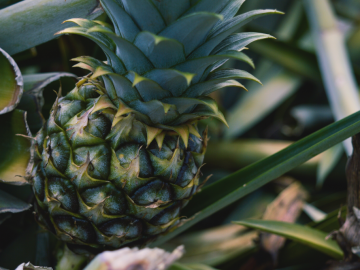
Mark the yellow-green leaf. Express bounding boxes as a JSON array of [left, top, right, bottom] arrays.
[[0, 47, 23, 115], [234, 219, 343, 259]]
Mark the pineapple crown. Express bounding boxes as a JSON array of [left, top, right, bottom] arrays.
[[57, 0, 280, 147]]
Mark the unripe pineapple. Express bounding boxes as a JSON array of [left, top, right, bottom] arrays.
[[29, 0, 278, 254]]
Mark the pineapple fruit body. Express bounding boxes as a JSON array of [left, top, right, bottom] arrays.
[[29, 0, 278, 253], [32, 83, 206, 254]]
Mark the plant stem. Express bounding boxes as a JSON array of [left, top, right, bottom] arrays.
[[56, 245, 87, 270]]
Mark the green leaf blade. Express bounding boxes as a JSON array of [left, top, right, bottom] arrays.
[[233, 219, 343, 259]]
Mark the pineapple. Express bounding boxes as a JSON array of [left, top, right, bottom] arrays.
[[30, 0, 279, 254]]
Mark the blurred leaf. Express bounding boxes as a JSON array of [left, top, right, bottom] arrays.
[[278, 206, 346, 267], [15, 262, 52, 270], [0, 110, 31, 185], [333, 0, 360, 21], [55, 246, 86, 270], [23, 73, 76, 92], [0, 189, 31, 214], [316, 144, 343, 188], [0, 47, 23, 114], [260, 182, 308, 260], [303, 203, 327, 222], [283, 105, 333, 137], [234, 219, 343, 259], [152, 110, 360, 246], [275, 1, 304, 42], [0, 0, 103, 55], [205, 139, 321, 178], [222, 189, 274, 225], [347, 23, 360, 61], [249, 39, 321, 82], [304, 0, 360, 155], [225, 70, 300, 138], [163, 224, 257, 266]]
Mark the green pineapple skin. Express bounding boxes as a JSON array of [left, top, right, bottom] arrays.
[[31, 83, 206, 253], [29, 0, 278, 254]]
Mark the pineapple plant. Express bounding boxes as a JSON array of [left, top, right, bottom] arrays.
[[28, 0, 279, 254]]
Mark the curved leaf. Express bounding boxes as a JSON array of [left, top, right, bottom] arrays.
[[216, 0, 245, 23], [0, 110, 31, 185], [234, 219, 343, 259], [22, 72, 76, 93], [207, 68, 261, 84], [17, 72, 77, 132], [72, 56, 110, 72], [162, 96, 219, 115], [189, 9, 283, 59], [175, 50, 254, 83], [184, 79, 245, 98], [212, 32, 275, 54], [0, 47, 23, 114], [0, 190, 31, 214], [57, 27, 125, 74]]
